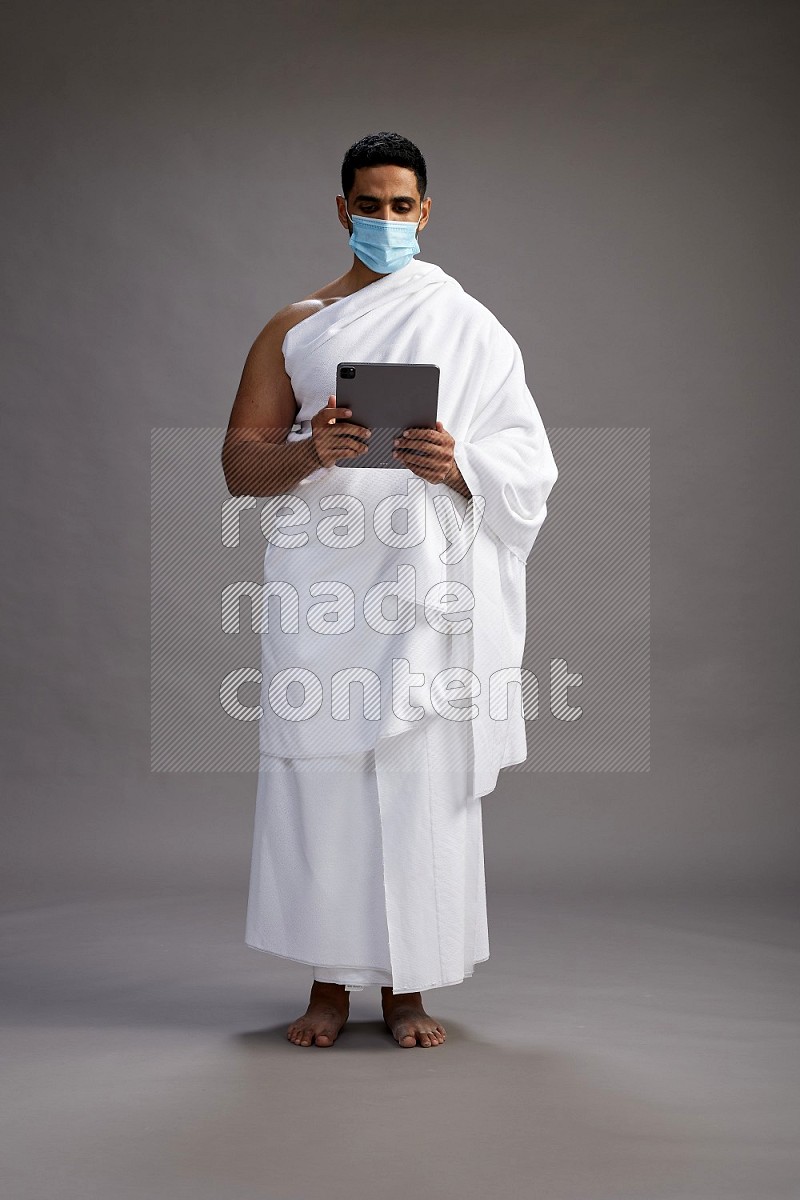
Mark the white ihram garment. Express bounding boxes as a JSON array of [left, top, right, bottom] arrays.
[[244, 257, 558, 992], [246, 720, 489, 992]]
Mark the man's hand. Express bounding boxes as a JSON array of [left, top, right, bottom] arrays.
[[392, 420, 472, 497], [310, 395, 372, 467]]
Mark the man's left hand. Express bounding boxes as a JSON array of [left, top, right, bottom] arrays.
[[392, 421, 471, 497]]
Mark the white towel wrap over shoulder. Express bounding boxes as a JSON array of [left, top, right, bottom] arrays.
[[258, 257, 558, 800]]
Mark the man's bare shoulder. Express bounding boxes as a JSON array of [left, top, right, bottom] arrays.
[[246, 295, 341, 362], [266, 279, 350, 340]]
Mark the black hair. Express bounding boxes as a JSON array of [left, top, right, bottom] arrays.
[[341, 132, 427, 202]]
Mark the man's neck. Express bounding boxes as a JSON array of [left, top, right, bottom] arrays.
[[342, 256, 391, 294]]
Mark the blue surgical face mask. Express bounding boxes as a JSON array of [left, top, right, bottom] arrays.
[[344, 202, 424, 274]]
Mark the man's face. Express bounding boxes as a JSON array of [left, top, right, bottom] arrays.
[[339, 165, 430, 232]]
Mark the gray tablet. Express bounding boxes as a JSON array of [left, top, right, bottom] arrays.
[[335, 362, 440, 469]]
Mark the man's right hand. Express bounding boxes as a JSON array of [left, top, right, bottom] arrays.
[[309, 396, 371, 467]]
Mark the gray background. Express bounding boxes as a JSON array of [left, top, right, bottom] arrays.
[[4, 0, 796, 899], [3, 4, 799, 1198]]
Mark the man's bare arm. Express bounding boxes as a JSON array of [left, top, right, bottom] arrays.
[[222, 305, 371, 495], [221, 307, 320, 497]]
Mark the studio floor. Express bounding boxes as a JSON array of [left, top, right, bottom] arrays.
[[2, 886, 798, 1199]]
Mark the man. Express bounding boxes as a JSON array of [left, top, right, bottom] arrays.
[[222, 132, 558, 1048]]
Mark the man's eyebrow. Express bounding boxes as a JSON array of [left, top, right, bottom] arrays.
[[353, 193, 417, 204]]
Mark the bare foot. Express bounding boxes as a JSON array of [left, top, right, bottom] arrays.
[[287, 981, 350, 1047], [381, 986, 447, 1048]]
